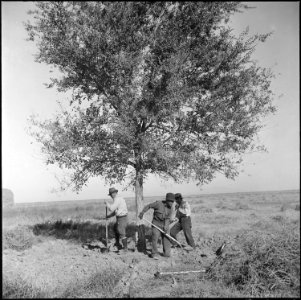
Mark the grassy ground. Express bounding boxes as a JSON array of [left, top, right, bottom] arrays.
[[2, 190, 300, 298]]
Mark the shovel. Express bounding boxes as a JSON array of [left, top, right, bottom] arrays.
[[106, 207, 109, 245], [102, 206, 109, 253], [142, 217, 183, 249], [155, 269, 206, 277]]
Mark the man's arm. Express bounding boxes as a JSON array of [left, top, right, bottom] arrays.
[[164, 210, 172, 232], [105, 198, 119, 212], [106, 211, 116, 219], [181, 201, 191, 215], [139, 201, 158, 219], [170, 202, 178, 222]]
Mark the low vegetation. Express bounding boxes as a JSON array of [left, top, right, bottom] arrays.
[[207, 222, 300, 297], [3, 274, 47, 299], [60, 267, 124, 298], [32, 219, 139, 243], [280, 203, 290, 212], [3, 225, 38, 251], [3, 268, 124, 298], [2, 190, 300, 298]]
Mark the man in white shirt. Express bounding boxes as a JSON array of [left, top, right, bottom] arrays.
[[170, 193, 196, 249], [105, 187, 128, 252]]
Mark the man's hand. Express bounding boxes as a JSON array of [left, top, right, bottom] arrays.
[[163, 224, 169, 232], [138, 212, 144, 220]]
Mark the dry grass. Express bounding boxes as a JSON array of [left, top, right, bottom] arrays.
[[280, 203, 290, 212], [2, 190, 300, 298], [216, 201, 228, 209], [191, 206, 213, 213], [2, 268, 124, 299], [234, 202, 250, 210], [32, 219, 141, 244], [59, 267, 124, 298], [3, 225, 42, 251], [3, 274, 47, 299], [207, 222, 300, 297]]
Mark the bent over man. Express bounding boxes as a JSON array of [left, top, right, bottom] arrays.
[[139, 193, 175, 259], [105, 187, 128, 252], [170, 193, 196, 249]]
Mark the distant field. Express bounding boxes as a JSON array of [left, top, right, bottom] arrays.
[[3, 190, 300, 298]]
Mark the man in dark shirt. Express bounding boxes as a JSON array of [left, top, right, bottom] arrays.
[[138, 193, 175, 259]]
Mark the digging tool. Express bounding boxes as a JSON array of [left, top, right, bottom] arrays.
[[154, 269, 207, 278], [105, 206, 109, 252], [142, 217, 183, 249], [154, 241, 228, 278], [215, 241, 226, 256]]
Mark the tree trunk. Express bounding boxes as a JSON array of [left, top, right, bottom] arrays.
[[135, 169, 146, 252], [135, 169, 144, 220]]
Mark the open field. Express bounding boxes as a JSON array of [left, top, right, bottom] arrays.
[[2, 190, 300, 298]]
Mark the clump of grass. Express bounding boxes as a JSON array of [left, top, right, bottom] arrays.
[[170, 278, 246, 298], [2, 274, 47, 298], [60, 267, 124, 298], [3, 225, 36, 251], [197, 231, 207, 241], [191, 206, 202, 213], [216, 202, 228, 209], [207, 222, 300, 297], [235, 202, 249, 210], [192, 206, 212, 213], [280, 203, 290, 212], [3, 267, 124, 299], [272, 215, 285, 223]]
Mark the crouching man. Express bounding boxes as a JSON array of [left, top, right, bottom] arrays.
[[170, 193, 196, 249], [105, 187, 128, 253], [138, 193, 175, 259]]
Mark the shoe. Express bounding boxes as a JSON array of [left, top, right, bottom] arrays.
[[150, 254, 159, 260], [183, 245, 194, 251], [114, 242, 123, 250], [118, 248, 128, 254]]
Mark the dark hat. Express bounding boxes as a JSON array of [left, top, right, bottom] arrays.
[[175, 193, 183, 199], [165, 193, 175, 202], [108, 187, 118, 196]]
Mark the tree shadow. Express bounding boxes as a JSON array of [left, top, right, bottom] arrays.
[[31, 219, 153, 252]]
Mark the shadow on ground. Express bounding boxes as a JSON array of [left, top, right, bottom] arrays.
[[31, 219, 153, 250]]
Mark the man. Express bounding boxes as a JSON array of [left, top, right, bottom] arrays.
[[104, 187, 128, 252], [170, 193, 196, 249], [138, 193, 175, 259]]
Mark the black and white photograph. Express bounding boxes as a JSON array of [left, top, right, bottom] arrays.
[[2, 1, 299, 298]]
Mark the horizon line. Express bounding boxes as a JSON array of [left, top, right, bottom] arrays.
[[12, 188, 300, 205]]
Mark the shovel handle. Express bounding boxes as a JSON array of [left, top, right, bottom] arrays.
[[105, 207, 108, 245], [155, 269, 206, 277], [142, 217, 183, 248]]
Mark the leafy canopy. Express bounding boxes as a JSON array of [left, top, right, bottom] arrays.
[[26, 1, 276, 192]]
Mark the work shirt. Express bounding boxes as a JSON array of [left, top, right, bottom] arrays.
[[175, 200, 191, 219], [141, 201, 174, 226], [106, 196, 128, 217]]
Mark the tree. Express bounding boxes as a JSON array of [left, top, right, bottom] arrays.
[[26, 2, 276, 219]]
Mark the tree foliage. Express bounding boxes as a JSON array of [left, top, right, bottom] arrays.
[[26, 2, 275, 204]]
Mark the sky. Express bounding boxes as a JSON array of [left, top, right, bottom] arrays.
[[2, 2, 300, 203]]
